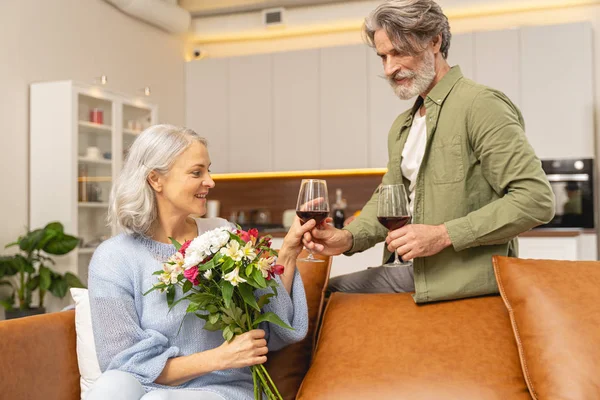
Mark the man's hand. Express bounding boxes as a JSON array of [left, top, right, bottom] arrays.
[[302, 218, 353, 256], [386, 224, 452, 261]]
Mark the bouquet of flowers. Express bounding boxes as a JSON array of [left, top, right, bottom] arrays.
[[144, 226, 290, 400]]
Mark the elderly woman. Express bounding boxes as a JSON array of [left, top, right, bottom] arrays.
[[87, 125, 315, 400]]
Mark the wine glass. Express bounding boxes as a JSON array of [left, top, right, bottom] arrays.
[[296, 179, 330, 263], [377, 184, 412, 267]]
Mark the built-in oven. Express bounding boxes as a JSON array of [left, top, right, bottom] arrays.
[[540, 158, 595, 229]]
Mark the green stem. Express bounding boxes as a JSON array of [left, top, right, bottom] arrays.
[[18, 269, 25, 309], [256, 368, 277, 399], [259, 364, 283, 399]]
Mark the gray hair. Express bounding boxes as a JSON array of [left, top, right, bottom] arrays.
[[364, 0, 451, 59], [108, 124, 208, 236]]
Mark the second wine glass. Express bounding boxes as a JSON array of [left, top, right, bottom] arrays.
[[377, 184, 412, 267], [296, 179, 330, 263]]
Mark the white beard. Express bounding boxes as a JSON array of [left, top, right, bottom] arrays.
[[388, 52, 436, 100]]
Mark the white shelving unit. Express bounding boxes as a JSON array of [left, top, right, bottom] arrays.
[[30, 81, 158, 285]]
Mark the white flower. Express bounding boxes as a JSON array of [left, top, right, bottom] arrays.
[[183, 227, 233, 268], [220, 240, 243, 262], [241, 242, 257, 261], [203, 269, 213, 280], [183, 249, 205, 270], [223, 267, 247, 286], [256, 256, 275, 278]]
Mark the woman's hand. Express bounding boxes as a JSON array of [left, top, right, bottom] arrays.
[[216, 329, 268, 370], [280, 217, 317, 259]]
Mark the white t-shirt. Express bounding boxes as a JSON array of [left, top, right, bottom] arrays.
[[401, 109, 427, 215]]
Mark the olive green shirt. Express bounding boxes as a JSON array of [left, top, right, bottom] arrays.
[[345, 66, 555, 303]]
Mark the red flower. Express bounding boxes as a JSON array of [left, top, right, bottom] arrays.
[[238, 230, 251, 242], [183, 266, 200, 285], [272, 264, 285, 276], [179, 240, 192, 256], [248, 228, 259, 239]]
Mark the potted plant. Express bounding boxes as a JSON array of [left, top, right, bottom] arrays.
[[0, 221, 86, 319]]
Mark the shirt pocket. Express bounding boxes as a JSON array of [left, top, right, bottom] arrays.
[[431, 135, 465, 184]]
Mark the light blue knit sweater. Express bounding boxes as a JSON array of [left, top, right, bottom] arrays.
[[88, 218, 308, 399]]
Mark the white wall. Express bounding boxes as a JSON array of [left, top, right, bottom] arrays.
[[0, 0, 185, 255]]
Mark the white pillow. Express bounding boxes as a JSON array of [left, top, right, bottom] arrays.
[[70, 288, 102, 399]]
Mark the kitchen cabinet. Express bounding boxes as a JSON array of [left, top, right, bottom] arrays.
[[520, 22, 594, 159], [319, 45, 369, 169], [186, 58, 230, 173], [518, 233, 597, 261], [474, 28, 521, 106], [228, 54, 273, 173], [272, 49, 320, 171]]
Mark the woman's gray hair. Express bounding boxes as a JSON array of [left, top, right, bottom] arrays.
[[108, 124, 208, 236], [364, 0, 451, 59]]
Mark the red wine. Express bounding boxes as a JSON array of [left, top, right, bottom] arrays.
[[297, 211, 329, 225], [377, 216, 411, 230]]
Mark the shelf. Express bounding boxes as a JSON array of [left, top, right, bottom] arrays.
[[78, 121, 112, 134], [212, 168, 388, 181], [78, 202, 109, 208], [78, 247, 97, 255], [78, 157, 112, 165], [124, 128, 142, 136]]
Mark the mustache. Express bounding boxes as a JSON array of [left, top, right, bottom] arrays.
[[383, 70, 417, 85]]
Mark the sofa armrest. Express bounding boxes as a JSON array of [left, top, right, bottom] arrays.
[[0, 310, 80, 400]]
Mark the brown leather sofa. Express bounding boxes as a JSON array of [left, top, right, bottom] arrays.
[[1, 255, 598, 400]]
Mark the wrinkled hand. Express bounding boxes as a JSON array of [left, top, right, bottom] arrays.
[[302, 217, 353, 256], [217, 329, 268, 370], [386, 224, 452, 261], [281, 217, 317, 259]]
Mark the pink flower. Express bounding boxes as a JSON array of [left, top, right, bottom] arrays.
[[183, 266, 199, 285], [238, 230, 251, 242], [179, 240, 192, 256]]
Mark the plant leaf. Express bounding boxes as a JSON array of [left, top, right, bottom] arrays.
[[26, 275, 40, 291], [208, 313, 220, 324], [252, 269, 267, 289], [166, 286, 175, 307], [143, 283, 166, 296], [238, 283, 260, 312], [186, 302, 200, 313], [49, 278, 68, 298], [19, 229, 45, 253], [245, 264, 254, 277], [252, 311, 293, 330], [64, 272, 86, 288], [257, 293, 275, 309], [220, 280, 234, 308], [223, 325, 234, 342], [169, 237, 182, 250], [182, 280, 193, 293], [152, 271, 163, 276], [39, 266, 52, 290], [220, 258, 235, 273], [198, 258, 215, 271], [43, 234, 79, 255]]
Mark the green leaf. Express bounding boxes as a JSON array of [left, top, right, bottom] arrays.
[[0, 298, 14, 311], [38, 266, 52, 291], [238, 283, 260, 312], [152, 270, 163, 276], [198, 258, 214, 272], [182, 280, 193, 293], [220, 280, 234, 308], [208, 313, 220, 324], [166, 286, 175, 307], [0, 280, 14, 289], [220, 258, 235, 273], [0, 256, 20, 278], [223, 325, 234, 342], [245, 264, 254, 277], [143, 283, 167, 296], [166, 293, 192, 312], [206, 305, 219, 314], [189, 293, 217, 307], [26, 275, 40, 291], [203, 319, 224, 332], [186, 302, 200, 313], [257, 293, 275, 309], [252, 311, 293, 330], [252, 270, 267, 289], [4, 241, 19, 249], [49, 278, 69, 299], [64, 272, 86, 289], [43, 234, 79, 255], [169, 237, 182, 250], [19, 229, 45, 253]]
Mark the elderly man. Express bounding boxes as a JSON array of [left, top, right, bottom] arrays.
[[304, 0, 554, 303]]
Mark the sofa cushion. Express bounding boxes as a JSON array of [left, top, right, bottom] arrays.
[[0, 310, 80, 400], [298, 292, 531, 400], [266, 251, 332, 400], [493, 256, 600, 400]]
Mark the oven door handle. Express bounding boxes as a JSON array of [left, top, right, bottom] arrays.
[[546, 174, 590, 182]]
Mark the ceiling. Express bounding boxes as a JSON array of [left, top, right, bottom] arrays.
[[178, 0, 367, 17]]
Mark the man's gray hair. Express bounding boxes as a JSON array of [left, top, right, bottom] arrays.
[[364, 0, 451, 59], [108, 124, 208, 236]]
